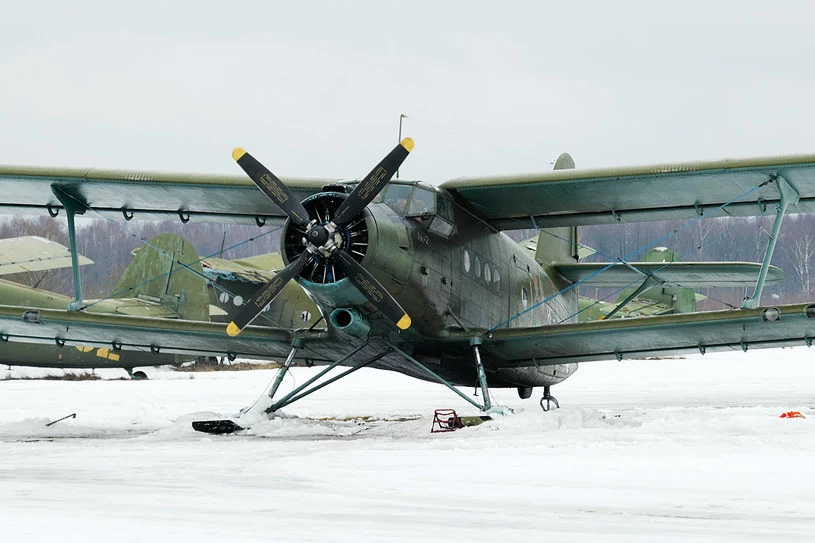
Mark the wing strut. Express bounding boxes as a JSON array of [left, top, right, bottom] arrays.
[[50, 186, 87, 311], [742, 175, 800, 308], [386, 339, 511, 415]]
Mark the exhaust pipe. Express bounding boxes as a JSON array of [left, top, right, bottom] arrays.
[[329, 308, 371, 339]]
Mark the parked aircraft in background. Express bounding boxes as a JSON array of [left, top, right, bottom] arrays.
[[0, 235, 322, 376]]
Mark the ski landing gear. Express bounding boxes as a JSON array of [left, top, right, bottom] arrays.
[[539, 385, 560, 412], [193, 340, 391, 435], [386, 338, 511, 417], [192, 336, 514, 436]]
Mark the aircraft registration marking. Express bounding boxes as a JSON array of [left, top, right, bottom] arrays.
[[74, 345, 120, 361]]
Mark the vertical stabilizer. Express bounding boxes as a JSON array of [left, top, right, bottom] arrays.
[[535, 153, 579, 265], [113, 234, 209, 321]]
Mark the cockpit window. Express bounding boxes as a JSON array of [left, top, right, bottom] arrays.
[[406, 187, 435, 216], [381, 184, 412, 214]]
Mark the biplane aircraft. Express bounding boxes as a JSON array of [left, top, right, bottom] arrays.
[[0, 140, 811, 433], [0, 234, 210, 374]]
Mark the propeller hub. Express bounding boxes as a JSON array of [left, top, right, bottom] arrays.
[[307, 224, 330, 247]]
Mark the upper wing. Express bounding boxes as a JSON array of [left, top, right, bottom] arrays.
[[0, 236, 93, 275], [440, 154, 815, 230], [453, 303, 815, 367], [0, 165, 338, 224]]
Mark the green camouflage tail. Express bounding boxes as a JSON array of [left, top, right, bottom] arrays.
[[112, 233, 210, 321]]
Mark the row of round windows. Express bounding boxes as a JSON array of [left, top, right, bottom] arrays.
[[218, 291, 312, 321], [463, 249, 500, 288]]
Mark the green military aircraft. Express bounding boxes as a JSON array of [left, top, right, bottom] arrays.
[[0, 234, 323, 375], [0, 233, 211, 375], [0, 140, 810, 432]]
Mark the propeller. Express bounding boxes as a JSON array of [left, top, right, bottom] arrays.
[[226, 138, 414, 337], [232, 148, 311, 227]]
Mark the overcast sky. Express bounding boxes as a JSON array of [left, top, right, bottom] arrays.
[[1, 1, 814, 184]]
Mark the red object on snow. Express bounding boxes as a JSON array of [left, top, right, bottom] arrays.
[[779, 411, 806, 419], [431, 409, 463, 433]]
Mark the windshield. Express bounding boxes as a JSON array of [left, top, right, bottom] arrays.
[[374, 183, 436, 217]]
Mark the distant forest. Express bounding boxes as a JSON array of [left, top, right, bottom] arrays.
[[2, 212, 814, 309]]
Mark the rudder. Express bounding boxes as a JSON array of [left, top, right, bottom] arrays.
[[112, 234, 210, 321]]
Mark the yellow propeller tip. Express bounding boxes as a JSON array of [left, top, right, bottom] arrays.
[[232, 147, 247, 161], [396, 314, 412, 330], [400, 138, 414, 153], [226, 322, 241, 337]]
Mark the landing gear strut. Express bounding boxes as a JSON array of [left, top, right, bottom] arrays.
[[539, 385, 559, 412]]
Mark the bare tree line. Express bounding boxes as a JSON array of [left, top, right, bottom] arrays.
[[0, 216, 281, 299], [580, 213, 815, 308], [2, 212, 814, 309]]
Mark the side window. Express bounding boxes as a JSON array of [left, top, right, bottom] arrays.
[[463, 249, 471, 273], [521, 286, 529, 308], [436, 195, 454, 221]]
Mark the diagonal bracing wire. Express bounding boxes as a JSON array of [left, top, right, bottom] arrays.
[[481, 178, 773, 333]]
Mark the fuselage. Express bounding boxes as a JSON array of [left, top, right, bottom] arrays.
[[281, 181, 579, 391]]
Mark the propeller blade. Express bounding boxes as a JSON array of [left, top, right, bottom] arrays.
[[334, 250, 411, 330], [226, 251, 312, 336], [331, 138, 414, 226], [232, 148, 311, 227]]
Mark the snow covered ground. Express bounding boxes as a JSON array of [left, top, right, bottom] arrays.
[[2, 348, 815, 542]]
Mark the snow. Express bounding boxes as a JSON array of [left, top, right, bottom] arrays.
[[3, 349, 815, 542]]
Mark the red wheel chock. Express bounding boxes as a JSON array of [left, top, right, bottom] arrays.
[[431, 409, 463, 433]]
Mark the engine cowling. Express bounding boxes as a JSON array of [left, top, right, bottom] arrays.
[[281, 194, 413, 312]]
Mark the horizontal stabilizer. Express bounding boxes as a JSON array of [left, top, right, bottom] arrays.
[[202, 253, 284, 284], [554, 261, 784, 288], [0, 236, 92, 276]]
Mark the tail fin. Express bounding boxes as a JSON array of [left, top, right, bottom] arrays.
[[534, 153, 579, 266], [112, 234, 210, 321]]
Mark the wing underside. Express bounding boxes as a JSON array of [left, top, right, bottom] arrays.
[[2, 154, 815, 229], [441, 154, 815, 229], [0, 165, 337, 224]]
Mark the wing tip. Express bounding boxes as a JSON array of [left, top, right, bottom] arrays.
[[400, 138, 414, 153], [226, 321, 241, 337]]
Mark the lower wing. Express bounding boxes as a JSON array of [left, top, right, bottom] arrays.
[[441, 303, 815, 367], [0, 304, 336, 366]]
